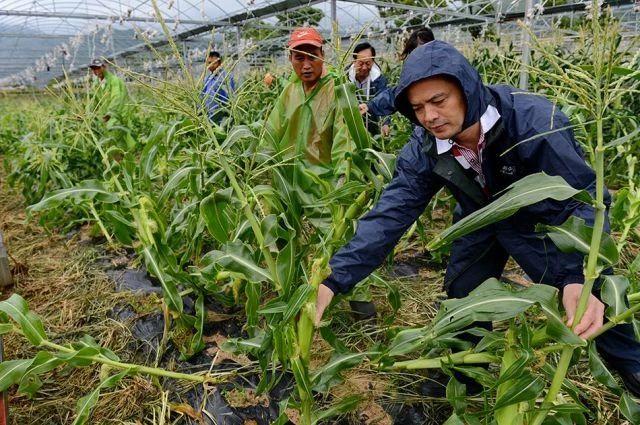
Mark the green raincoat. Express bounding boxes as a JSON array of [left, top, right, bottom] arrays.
[[90, 71, 130, 127], [264, 74, 371, 302], [89, 71, 135, 150], [265, 74, 353, 173]]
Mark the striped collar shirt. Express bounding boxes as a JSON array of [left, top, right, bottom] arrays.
[[435, 105, 501, 190]]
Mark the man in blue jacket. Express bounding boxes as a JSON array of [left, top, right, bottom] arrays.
[[347, 42, 390, 137], [359, 27, 435, 122], [315, 41, 640, 396], [201, 51, 235, 124]]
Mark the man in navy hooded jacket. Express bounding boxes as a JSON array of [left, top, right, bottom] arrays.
[[314, 41, 640, 396]]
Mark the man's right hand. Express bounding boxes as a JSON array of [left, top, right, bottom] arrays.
[[315, 284, 335, 326], [358, 103, 369, 115]]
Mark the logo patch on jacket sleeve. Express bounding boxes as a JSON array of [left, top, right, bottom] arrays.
[[499, 165, 517, 176]]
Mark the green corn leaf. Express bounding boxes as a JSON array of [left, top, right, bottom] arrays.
[[0, 323, 14, 335], [23, 351, 63, 377], [73, 335, 120, 361], [494, 349, 534, 386], [389, 279, 571, 357], [276, 241, 296, 296], [55, 346, 101, 367], [282, 284, 314, 323], [72, 370, 129, 425], [28, 179, 119, 212], [0, 294, 47, 345], [158, 165, 198, 204], [221, 332, 266, 355], [18, 373, 43, 398], [474, 330, 505, 352], [388, 327, 432, 357], [545, 314, 586, 347], [272, 397, 292, 425], [630, 252, 640, 275], [139, 139, 161, 181], [203, 241, 272, 283], [540, 363, 585, 407], [0, 359, 32, 391], [443, 413, 465, 425], [312, 394, 362, 424], [588, 342, 621, 394], [335, 82, 370, 151], [311, 351, 372, 393], [619, 392, 640, 425], [188, 293, 206, 356], [428, 173, 591, 250], [364, 148, 396, 181], [260, 214, 292, 247], [451, 365, 495, 388], [308, 181, 368, 208], [219, 125, 254, 151], [291, 356, 312, 399], [200, 187, 234, 244], [605, 127, 640, 148], [446, 375, 467, 414], [102, 209, 134, 245], [601, 275, 631, 320], [432, 279, 561, 337], [257, 300, 288, 315], [493, 374, 545, 410], [319, 327, 349, 353], [536, 216, 619, 266], [245, 281, 260, 332], [141, 246, 183, 313]]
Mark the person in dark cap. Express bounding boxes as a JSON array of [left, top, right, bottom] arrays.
[[88, 58, 130, 127], [314, 40, 640, 397]]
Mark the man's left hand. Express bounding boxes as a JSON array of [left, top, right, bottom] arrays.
[[103, 114, 111, 122], [562, 283, 605, 339]]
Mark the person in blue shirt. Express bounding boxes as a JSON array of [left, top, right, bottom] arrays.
[[201, 51, 235, 124], [315, 40, 640, 397]]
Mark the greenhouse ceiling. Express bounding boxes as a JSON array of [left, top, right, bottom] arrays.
[[0, 0, 638, 87]]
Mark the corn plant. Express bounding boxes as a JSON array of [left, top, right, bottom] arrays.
[[0, 294, 230, 425]]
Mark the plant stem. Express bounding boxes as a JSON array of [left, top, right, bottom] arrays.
[[628, 292, 640, 303], [40, 339, 221, 383], [588, 301, 640, 341], [88, 201, 113, 245], [390, 350, 498, 370], [531, 32, 608, 425]]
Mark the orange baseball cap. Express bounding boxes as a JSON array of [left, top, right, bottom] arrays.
[[288, 27, 324, 50]]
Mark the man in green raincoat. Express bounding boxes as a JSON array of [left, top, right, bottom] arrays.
[[264, 27, 352, 173], [88, 58, 134, 150], [264, 28, 376, 319]]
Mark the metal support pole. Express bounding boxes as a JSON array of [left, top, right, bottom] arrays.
[[519, 0, 535, 90], [0, 335, 6, 425], [330, 0, 338, 58], [0, 230, 11, 424]]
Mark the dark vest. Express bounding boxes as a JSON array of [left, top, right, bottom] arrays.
[[424, 118, 527, 213]]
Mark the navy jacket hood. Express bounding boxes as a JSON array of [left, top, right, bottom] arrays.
[[394, 40, 493, 132]]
